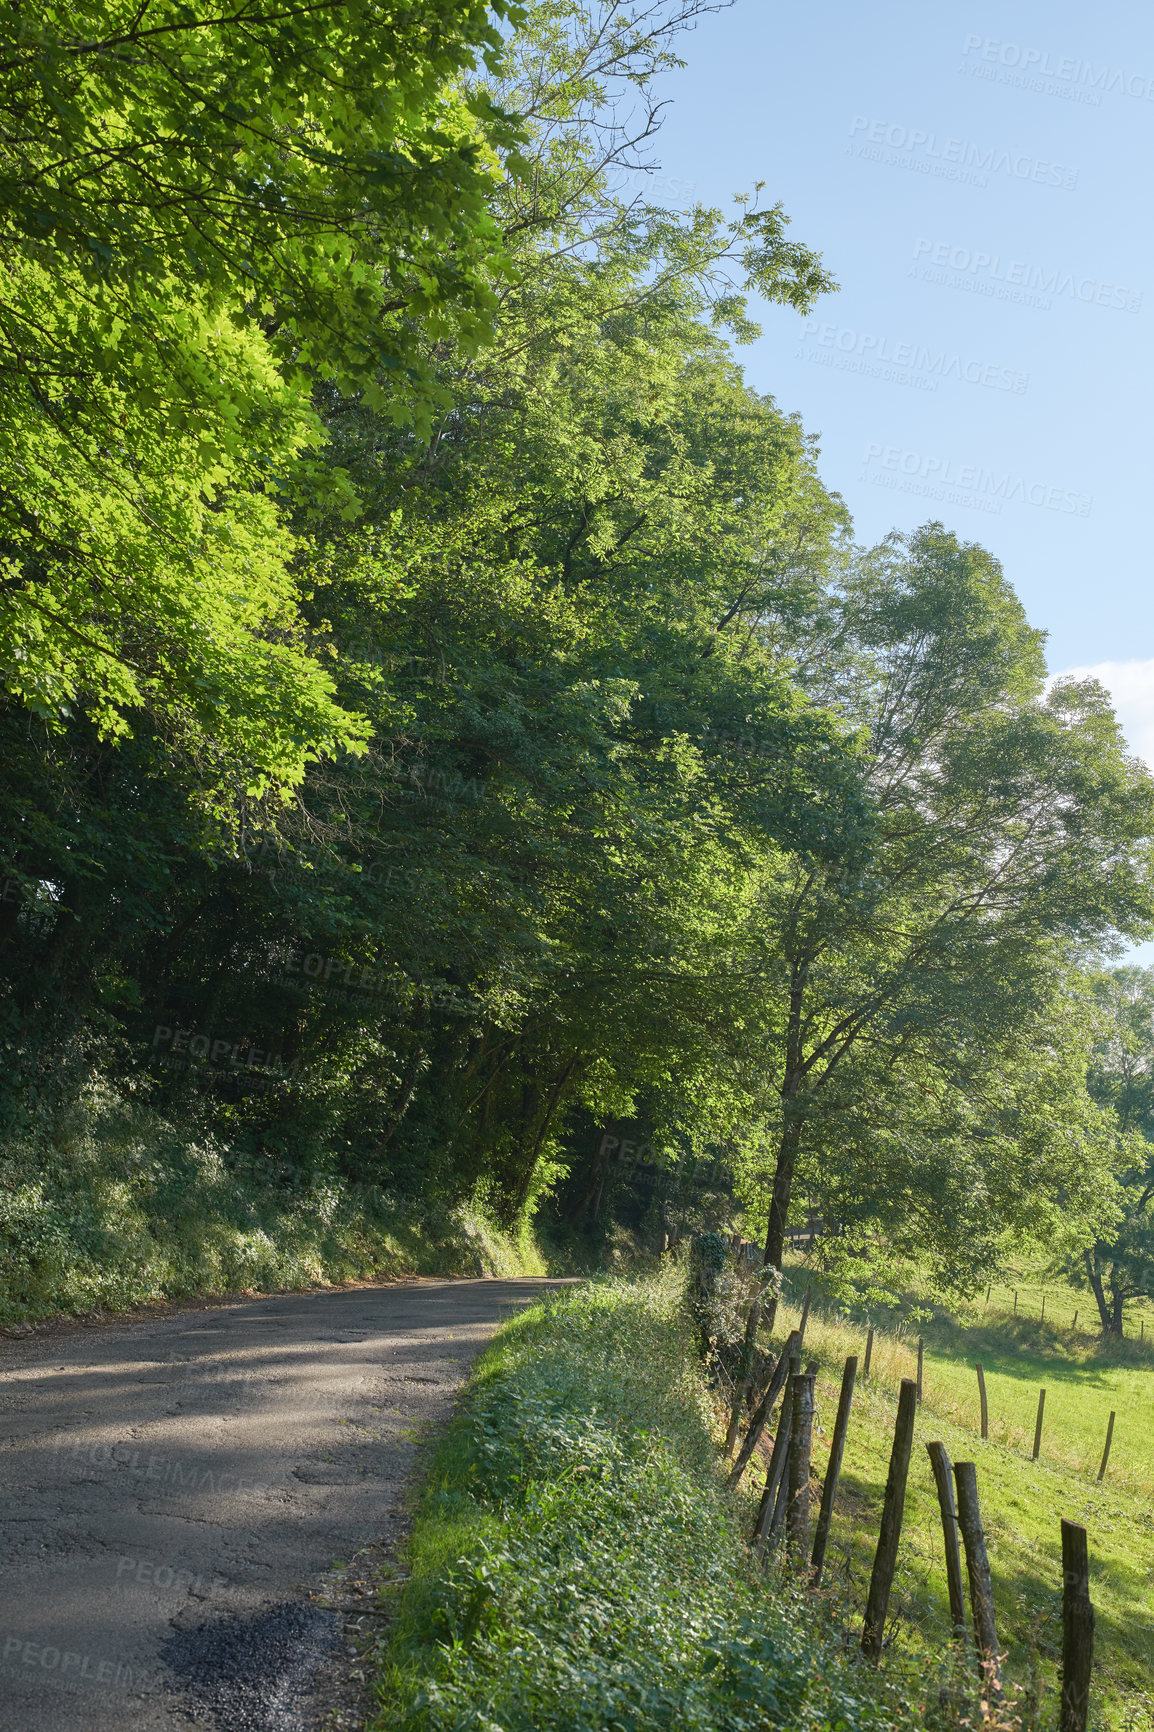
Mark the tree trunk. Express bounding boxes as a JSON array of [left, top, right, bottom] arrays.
[[763, 1110, 802, 1293], [507, 1055, 581, 1223], [762, 954, 810, 1327], [1083, 1251, 1113, 1336], [368, 1041, 426, 1153], [0, 869, 21, 954]]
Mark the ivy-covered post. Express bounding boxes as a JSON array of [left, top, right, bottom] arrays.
[[689, 1231, 730, 1357]]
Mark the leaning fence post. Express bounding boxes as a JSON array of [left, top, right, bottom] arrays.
[[926, 1441, 966, 1635], [1033, 1389, 1046, 1461], [953, 1461, 1003, 1702], [752, 1354, 800, 1544], [769, 1360, 818, 1547], [863, 1324, 874, 1379], [725, 1295, 762, 1457], [861, 1378, 918, 1661], [1097, 1411, 1115, 1482], [786, 1371, 816, 1562], [727, 1329, 801, 1490], [811, 1355, 858, 1587], [1060, 1518, 1094, 1732], [798, 1284, 813, 1345], [976, 1362, 989, 1440]]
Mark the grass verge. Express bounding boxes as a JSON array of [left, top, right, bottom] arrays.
[[371, 1271, 988, 1732]]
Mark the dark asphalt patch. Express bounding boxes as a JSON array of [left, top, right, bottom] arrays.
[[163, 1602, 341, 1730]]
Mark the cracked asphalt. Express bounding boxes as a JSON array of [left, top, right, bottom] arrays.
[[0, 1277, 567, 1730]]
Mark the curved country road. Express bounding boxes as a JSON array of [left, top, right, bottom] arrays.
[[0, 1277, 569, 1730]]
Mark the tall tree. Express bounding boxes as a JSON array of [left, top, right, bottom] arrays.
[[728, 527, 1154, 1305]]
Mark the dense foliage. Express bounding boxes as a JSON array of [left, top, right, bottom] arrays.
[[0, 0, 524, 782], [1061, 967, 1154, 1333], [3, 0, 1153, 1312]]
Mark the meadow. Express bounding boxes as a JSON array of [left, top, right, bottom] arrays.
[[762, 1278, 1154, 1725]]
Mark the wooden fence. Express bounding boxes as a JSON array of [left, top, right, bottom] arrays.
[[717, 1291, 1099, 1729]]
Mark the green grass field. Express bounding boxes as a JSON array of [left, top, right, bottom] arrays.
[[754, 1283, 1154, 1727]]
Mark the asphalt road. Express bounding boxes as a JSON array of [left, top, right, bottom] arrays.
[[0, 1278, 564, 1730]]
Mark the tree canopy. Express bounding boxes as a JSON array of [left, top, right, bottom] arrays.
[[0, 0, 525, 788], [2, 0, 1152, 1312]]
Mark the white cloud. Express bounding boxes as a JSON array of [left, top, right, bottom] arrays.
[[1051, 658, 1154, 770]]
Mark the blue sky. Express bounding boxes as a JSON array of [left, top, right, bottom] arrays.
[[644, 0, 1154, 958]]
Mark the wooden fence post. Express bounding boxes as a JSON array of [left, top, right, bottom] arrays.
[[1014, 1289, 1018, 1316], [1060, 1519, 1094, 1732], [1072, 1310, 1078, 1331], [811, 1355, 857, 1587], [916, 1337, 924, 1404], [976, 1362, 989, 1440], [953, 1461, 1002, 1702], [926, 1442, 966, 1635], [724, 1296, 762, 1457], [798, 1284, 813, 1345], [1042, 1293, 1047, 1324], [861, 1378, 918, 1661], [786, 1371, 816, 1562], [752, 1354, 799, 1544], [1033, 1389, 1046, 1461], [769, 1360, 818, 1546], [863, 1324, 874, 1379], [727, 1329, 800, 1490], [1097, 1412, 1115, 1483]]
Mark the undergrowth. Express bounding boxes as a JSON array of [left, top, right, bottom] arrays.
[[0, 1084, 545, 1323], [372, 1271, 989, 1731]]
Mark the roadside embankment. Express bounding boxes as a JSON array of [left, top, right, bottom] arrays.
[[372, 1272, 975, 1732], [0, 1092, 546, 1327]]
